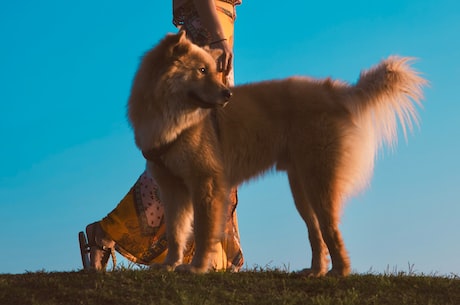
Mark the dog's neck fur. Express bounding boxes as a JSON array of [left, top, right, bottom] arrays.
[[134, 95, 209, 150], [141, 109, 220, 166]]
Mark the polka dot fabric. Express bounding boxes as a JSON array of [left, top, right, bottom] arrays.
[[138, 173, 164, 228]]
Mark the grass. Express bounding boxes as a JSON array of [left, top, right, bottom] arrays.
[[1, 268, 459, 305]]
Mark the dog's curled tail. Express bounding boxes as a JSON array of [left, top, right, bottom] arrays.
[[350, 56, 427, 152]]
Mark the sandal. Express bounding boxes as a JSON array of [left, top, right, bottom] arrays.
[[78, 222, 116, 271]]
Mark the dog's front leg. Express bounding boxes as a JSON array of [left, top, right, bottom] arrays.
[[176, 176, 228, 273], [148, 163, 194, 271], [161, 190, 194, 271]]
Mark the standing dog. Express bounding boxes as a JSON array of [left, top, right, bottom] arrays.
[[128, 31, 426, 276]]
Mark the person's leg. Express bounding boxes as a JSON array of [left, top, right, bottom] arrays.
[[80, 171, 168, 270], [213, 0, 244, 272]]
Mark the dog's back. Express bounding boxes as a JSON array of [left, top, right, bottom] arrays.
[[218, 57, 425, 197]]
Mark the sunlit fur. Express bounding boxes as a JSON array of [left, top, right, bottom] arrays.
[[128, 32, 427, 276]]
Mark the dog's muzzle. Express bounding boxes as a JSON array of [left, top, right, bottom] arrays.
[[220, 88, 232, 107], [222, 88, 232, 100], [188, 88, 232, 108]]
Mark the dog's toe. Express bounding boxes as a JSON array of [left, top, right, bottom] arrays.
[[297, 268, 327, 278], [149, 263, 175, 272], [175, 264, 208, 274], [326, 267, 350, 277]]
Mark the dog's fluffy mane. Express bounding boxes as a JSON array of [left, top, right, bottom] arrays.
[[128, 32, 215, 151]]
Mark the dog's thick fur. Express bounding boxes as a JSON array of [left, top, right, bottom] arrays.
[[128, 32, 426, 276]]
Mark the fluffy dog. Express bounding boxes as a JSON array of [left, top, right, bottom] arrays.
[[128, 31, 426, 276]]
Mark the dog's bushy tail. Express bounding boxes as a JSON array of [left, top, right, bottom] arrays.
[[349, 56, 427, 152], [339, 57, 427, 199]]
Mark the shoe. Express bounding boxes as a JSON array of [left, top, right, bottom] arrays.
[[78, 231, 90, 270], [79, 222, 116, 271]]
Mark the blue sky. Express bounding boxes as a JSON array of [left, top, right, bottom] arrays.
[[1, 0, 459, 275]]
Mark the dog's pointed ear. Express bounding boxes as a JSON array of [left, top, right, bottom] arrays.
[[171, 31, 190, 57], [209, 48, 223, 60], [203, 45, 223, 61]]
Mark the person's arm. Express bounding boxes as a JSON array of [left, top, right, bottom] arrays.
[[193, 0, 232, 75]]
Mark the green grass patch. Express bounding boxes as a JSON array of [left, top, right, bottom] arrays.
[[1, 270, 459, 305]]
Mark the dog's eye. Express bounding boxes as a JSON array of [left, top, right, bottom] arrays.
[[199, 67, 207, 74]]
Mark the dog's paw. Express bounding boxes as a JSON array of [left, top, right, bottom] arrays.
[[149, 263, 176, 272], [174, 264, 208, 274], [326, 267, 350, 277], [297, 268, 327, 278]]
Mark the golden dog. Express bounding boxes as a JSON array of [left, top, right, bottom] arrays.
[[128, 31, 426, 276]]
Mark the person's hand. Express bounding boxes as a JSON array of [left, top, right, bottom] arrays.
[[211, 39, 233, 76]]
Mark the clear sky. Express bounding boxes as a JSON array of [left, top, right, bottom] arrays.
[[1, 0, 459, 275]]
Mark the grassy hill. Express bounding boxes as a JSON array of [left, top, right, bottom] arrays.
[[1, 269, 459, 305]]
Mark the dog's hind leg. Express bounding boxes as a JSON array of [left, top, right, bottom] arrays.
[[291, 148, 351, 276], [287, 171, 329, 277], [306, 175, 351, 276]]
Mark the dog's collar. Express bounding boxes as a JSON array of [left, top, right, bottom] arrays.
[[142, 138, 177, 165]]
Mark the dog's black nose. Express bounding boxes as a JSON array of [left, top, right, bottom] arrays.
[[222, 89, 232, 100]]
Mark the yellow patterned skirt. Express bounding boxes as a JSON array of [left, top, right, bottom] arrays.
[[100, 171, 243, 270]]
